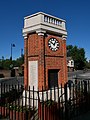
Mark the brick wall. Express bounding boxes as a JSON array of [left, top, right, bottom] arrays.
[[24, 33, 67, 90], [0, 70, 11, 77]]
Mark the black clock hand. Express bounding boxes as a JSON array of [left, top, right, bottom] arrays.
[[51, 41, 55, 45], [50, 41, 54, 45]]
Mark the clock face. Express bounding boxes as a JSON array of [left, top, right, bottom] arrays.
[[48, 38, 59, 51]]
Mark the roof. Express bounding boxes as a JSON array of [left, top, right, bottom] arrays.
[[67, 57, 73, 61]]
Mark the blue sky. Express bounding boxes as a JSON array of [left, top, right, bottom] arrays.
[[0, 0, 90, 60]]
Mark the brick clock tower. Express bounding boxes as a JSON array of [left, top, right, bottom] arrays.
[[22, 12, 67, 90]]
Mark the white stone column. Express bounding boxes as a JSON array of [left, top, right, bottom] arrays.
[[62, 35, 67, 40], [23, 33, 28, 89], [36, 29, 46, 36]]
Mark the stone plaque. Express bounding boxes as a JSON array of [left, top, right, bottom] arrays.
[[28, 61, 38, 90]]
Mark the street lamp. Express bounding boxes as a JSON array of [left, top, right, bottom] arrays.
[[10, 43, 15, 60], [21, 48, 23, 57]]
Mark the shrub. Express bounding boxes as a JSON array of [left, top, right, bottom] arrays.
[[0, 74, 4, 78], [0, 85, 24, 105]]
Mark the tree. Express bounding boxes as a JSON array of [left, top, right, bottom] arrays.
[[86, 61, 90, 69], [67, 45, 73, 57], [67, 45, 86, 70], [14, 55, 24, 67], [0, 55, 24, 70]]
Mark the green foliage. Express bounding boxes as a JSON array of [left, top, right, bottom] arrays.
[[86, 61, 90, 69], [43, 100, 57, 107], [0, 55, 24, 70], [15, 55, 24, 67], [7, 105, 36, 113], [0, 86, 24, 105], [67, 45, 86, 70]]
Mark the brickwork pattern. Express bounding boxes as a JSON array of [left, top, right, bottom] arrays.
[[24, 33, 67, 90]]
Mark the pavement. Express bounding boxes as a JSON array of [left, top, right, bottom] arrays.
[[73, 111, 90, 120], [68, 70, 90, 82], [68, 70, 90, 120], [1, 112, 90, 120]]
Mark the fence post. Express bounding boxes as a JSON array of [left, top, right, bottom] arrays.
[[42, 86, 44, 120], [84, 80, 87, 96], [64, 83, 69, 120], [84, 80, 88, 111], [1, 83, 2, 117]]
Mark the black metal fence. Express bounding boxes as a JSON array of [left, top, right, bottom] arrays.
[[0, 80, 90, 120]]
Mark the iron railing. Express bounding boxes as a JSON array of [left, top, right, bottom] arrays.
[[0, 80, 90, 120]]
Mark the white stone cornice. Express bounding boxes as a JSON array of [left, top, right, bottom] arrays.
[[22, 12, 67, 36], [62, 35, 67, 40], [36, 29, 46, 36], [23, 33, 28, 39]]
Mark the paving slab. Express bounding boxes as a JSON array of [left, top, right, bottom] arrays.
[[73, 111, 90, 120]]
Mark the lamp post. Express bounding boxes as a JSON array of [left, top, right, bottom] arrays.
[[10, 43, 15, 60], [21, 48, 23, 57]]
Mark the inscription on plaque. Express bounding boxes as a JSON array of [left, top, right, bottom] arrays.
[[28, 61, 38, 90]]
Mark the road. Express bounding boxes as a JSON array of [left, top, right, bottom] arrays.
[[73, 111, 90, 120], [68, 70, 90, 80], [0, 77, 24, 95], [0, 77, 24, 85]]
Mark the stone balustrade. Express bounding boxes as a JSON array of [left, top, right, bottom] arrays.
[[44, 15, 63, 27]]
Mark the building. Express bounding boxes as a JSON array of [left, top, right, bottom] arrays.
[[22, 12, 68, 90], [67, 57, 74, 72]]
